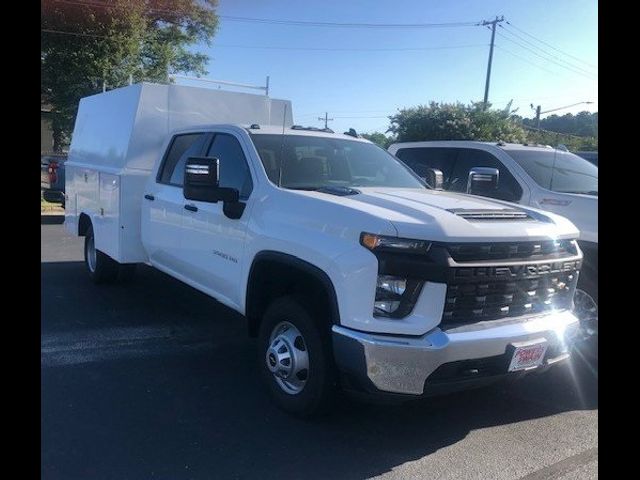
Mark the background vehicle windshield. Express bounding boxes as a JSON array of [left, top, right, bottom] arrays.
[[506, 149, 598, 196], [251, 134, 425, 190]]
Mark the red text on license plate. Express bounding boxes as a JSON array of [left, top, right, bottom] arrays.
[[508, 343, 547, 372]]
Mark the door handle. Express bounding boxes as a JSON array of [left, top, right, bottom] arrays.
[[144, 194, 155, 201], [184, 204, 198, 212]]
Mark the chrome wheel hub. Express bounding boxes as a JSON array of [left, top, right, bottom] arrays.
[[266, 321, 309, 395], [574, 288, 598, 337]]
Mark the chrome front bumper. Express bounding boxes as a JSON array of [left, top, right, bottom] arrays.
[[332, 311, 580, 396]]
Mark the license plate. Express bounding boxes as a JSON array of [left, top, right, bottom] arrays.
[[508, 342, 547, 372]]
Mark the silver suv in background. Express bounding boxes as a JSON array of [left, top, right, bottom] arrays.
[[388, 141, 598, 359]]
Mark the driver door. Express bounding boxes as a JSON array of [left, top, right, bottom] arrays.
[[181, 131, 255, 309]]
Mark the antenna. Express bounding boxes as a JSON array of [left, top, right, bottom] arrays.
[[277, 104, 288, 187]]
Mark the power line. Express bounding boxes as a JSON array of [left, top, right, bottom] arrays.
[[50, 2, 480, 29], [204, 43, 486, 52], [42, 28, 107, 39], [495, 32, 597, 80], [499, 25, 596, 76], [494, 45, 565, 77], [218, 15, 481, 29], [522, 124, 593, 140], [505, 21, 597, 69], [41, 29, 486, 52]]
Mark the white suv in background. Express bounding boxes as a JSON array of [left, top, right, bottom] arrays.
[[388, 141, 598, 357]]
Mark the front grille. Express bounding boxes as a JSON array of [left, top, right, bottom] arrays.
[[447, 239, 577, 262], [442, 271, 576, 326]]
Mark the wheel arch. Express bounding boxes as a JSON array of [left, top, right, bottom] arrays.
[[245, 251, 341, 337]]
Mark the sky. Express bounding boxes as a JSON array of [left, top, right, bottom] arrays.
[[180, 0, 598, 135]]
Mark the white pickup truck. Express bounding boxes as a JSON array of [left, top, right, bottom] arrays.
[[388, 141, 597, 358], [66, 83, 583, 416]]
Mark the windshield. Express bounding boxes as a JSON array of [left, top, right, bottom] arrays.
[[250, 134, 426, 190], [506, 149, 598, 196]]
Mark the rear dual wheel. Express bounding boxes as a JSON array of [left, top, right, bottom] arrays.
[[84, 225, 136, 284]]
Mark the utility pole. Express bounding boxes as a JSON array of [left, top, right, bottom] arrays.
[[531, 101, 593, 128], [534, 105, 541, 128], [318, 112, 334, 129], [481, 15, 504, 111]]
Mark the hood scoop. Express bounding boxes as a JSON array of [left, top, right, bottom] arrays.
[[316, 186, 361, 196], [448, 208, 532, 221]]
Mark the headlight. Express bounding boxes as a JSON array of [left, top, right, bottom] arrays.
[[360, 233, 431, 254], [361, 233, 430, 318]]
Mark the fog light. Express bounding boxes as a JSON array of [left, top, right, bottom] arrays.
[[374, 275, 407, 316], [374, 300, 401, 314]]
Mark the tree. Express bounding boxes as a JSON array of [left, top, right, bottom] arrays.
[[520, 111, 598, 151], [387, 101, 528, 143], [522, 111, 597, 138], [41, 0, 219, 151], [360, 132, 394, 149]]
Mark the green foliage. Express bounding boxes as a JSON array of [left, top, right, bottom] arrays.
[[360, 132, 394, 149], [387, 101, 528, 144], [521, 111, 598, 151], [387, 101, 597, 152], [41, 0, 219, 151], [522, 111, 597, 138], [523, 129, 597, 151]]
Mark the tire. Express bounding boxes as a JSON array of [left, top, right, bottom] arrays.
[[84, 225, 119, 284], [575, 271, 598, 334], [258, 296, 337, 417]]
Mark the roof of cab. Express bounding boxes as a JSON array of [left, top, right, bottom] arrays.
[[245, 124, 373, 142]]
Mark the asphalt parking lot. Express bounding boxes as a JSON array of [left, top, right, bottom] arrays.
[[41, 214, 598, 480]]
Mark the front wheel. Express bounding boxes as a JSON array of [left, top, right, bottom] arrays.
[[258, 297, 336, 417]]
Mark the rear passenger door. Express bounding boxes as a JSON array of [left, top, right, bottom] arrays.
[[141, 132, 209, 273], [181, 131, 255, 309]]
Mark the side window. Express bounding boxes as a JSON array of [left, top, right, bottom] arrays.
[[157, 133, 206, 185], [449, 149, 523, 202], [207, 134, 253, 198], [395, 147, 458, 186]]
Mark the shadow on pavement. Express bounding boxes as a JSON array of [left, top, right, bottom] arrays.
[[41, 261, 598, 480]]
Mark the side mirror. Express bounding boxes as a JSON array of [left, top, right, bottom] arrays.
[[184, 156, 240, 204], [467, 167, 499, 196], [424, 168, 444, 190]]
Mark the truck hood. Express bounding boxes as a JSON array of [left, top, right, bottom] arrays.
[[297, 187, 579, 243]]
